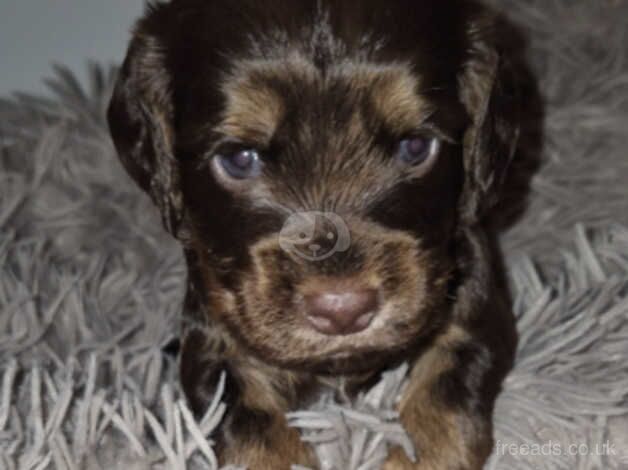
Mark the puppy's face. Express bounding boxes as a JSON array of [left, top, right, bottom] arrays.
[[182, 57, 464, 370], [108, 0, 519, 373]]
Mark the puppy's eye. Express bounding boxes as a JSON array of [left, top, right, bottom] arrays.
[[395, 137, 439, 166], [215, 149, 262, 179]]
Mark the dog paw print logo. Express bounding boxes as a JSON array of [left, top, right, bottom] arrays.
[[279, 212, 351, 261]]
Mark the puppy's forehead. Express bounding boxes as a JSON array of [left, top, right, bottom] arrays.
[[217, 54, 432, 145]]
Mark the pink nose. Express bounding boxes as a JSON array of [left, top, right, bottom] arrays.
[[304, 286, 378, 335]]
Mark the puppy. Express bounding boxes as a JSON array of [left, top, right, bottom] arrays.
[[108, 0, 520, 468]]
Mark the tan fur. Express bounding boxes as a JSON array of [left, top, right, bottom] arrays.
[[229, 221, 451, 368], [383, 324, 492, 470], [218, 56, 433, 148], [219, 76, 286, 145], [219, 420, 316, 470], [367, 67, 433, 135]]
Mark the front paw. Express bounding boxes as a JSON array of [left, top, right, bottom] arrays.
[[221, 448, 312, 470], [218, 412, 316, 470], [220, 435, 316, 470], [383, 445, 486, 470], [383, 447, 419, 470]]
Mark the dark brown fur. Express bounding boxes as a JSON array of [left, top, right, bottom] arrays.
[[107, 1, 521, 468]]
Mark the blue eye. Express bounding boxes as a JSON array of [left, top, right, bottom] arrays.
[[395, 137, 439, 166], [216, 149, 263, 179]]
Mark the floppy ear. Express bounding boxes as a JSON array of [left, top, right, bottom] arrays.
[[458, 16, 520, 225], [107, 31, 184, 236]]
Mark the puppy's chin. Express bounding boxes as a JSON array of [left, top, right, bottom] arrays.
[[281, 349, 409, 376], [239, 322, 442, 376]]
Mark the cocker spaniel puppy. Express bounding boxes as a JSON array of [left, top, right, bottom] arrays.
[[108, 0, 520, 468]]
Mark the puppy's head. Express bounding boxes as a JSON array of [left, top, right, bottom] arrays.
[[108, 0, 519, 373]]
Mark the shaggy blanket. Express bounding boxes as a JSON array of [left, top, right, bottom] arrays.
[[1, 0, 628, 469]]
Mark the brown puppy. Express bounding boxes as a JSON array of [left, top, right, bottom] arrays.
[[108, 1, 520, 468]]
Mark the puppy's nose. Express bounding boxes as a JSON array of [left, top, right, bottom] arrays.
[[304, 287, 378, 335]]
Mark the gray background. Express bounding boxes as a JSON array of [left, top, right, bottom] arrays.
[[0, 0, 145, 96]]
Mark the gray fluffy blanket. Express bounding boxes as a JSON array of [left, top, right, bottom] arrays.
[[1, 1, 628, 469]]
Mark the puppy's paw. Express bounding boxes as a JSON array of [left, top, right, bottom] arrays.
[[220, 439, 315, 470], [383, 447, 420, 469], [383, 446, 486, 470], [218, 414, 316, 470]]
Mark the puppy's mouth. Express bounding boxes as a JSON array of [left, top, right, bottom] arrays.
[[257, 321, 424, 375]]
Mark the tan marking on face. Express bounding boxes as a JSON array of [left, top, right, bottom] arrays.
[[370, 67, 433, 134], [219, 55, 430, 146], [338, 63, 432, 135], [217, 52, 320, 145], [230, 218, 451, 369], [218, 75, 286, 144]]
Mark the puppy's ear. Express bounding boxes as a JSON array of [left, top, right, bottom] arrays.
[[458, 14, 520, 225], [107, 27, 184, 236]]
